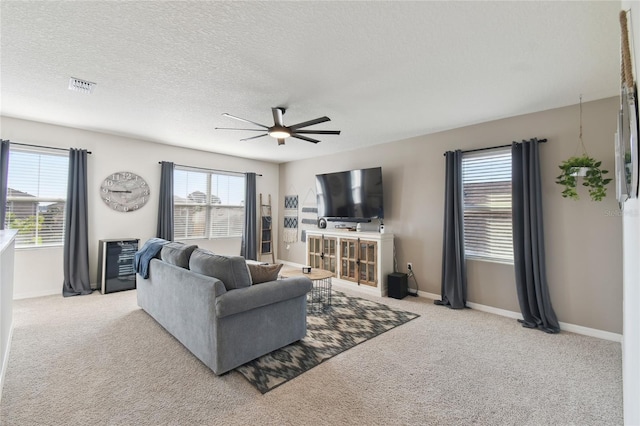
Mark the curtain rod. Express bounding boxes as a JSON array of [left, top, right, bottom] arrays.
[[159, 161, 262, 177], [443, 138, 547, 156], [4, 140, 93, 154]]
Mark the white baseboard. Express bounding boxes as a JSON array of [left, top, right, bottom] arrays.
[[13, 289, 60, 300], [557, 321, 622, 342], [466, 301, 523, 320], [417, 290, 439, 300], [466, 301, 622, 343], [14, 282, 100, 300], [276, 259, 305, 269], [0, 321, 14, 403]]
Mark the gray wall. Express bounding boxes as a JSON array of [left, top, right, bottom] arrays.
[[278, 97, 622, 333]]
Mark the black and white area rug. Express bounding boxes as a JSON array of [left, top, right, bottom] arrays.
[[235, 291, 419, 394]]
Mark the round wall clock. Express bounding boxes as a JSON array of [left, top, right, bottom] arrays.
[[100, 171, 150, 212]]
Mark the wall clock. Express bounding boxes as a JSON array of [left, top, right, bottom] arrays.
[[100, 171, 150, 212]]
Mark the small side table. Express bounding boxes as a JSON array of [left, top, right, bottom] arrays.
[[280, 269, 333, 312]]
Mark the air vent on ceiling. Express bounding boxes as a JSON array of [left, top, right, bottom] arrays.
[[68, 77, 96, 94]]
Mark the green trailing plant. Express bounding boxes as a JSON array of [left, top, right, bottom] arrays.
[[555, 155, 612, 201], [555, 95, 612, 202]]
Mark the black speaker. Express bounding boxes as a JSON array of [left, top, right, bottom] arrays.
[[318, 217, 327, 229], [387, 273, 408, 299]]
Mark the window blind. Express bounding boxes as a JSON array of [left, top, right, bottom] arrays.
[[462, 148, 513, 263], [208, 173, 245, 238], [5, 148, 69, 247], [173, 168, 245, 239]]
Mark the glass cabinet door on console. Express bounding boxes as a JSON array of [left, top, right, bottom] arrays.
[[307, 235, 337, 276], [340, 238, 377, 287], [308, 235, 323, 270], [358, 240, 377, 286], [321, 237, 337, 275], [340, 239, 358, 281]]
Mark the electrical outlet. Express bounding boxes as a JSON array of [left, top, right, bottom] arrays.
[[407, 262, 413, 271]]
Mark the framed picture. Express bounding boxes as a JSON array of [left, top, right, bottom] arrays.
[[620, 10, 639, 199], [615, 112, 629, 205], [620, 85, 639, 199]]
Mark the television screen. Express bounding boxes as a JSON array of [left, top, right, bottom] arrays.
[[316, 167, 384, 220]]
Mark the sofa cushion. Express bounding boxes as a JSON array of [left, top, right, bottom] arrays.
[[160, 242, 198, 269], [189, 249, 252, 290], [248, 263, 283, 284]]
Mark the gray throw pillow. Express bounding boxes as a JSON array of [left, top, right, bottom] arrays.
[[160, 242, 198, 269], [247, 263, 283, 284], [189, 249, 252, 290]]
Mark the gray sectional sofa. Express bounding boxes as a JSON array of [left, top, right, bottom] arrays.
[[136, 242, 312, 375]]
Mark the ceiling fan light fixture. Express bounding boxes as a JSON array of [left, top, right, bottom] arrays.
[[268, 126, 290, 139], [219, 107, 339, 145]]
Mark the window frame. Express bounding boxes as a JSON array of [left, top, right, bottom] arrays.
[[4, 146, 69, 249], [173, 167, 245, 240], [461, 147, 514, 264]]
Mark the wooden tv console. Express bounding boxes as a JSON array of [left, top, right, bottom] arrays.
[[305, 229, 394, 297]]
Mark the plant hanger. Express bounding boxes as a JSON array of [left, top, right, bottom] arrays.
[[555, 95, 612, 201], [575, 95, 588, 160]]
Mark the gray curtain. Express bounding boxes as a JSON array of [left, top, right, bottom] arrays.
[[63, 149, 92, 297], [157, 161, 174, 240], [512, 139, 560, 333], [240, 172, 257, 260], [436, 150, 467, 309], [0, 140, 9, 230]]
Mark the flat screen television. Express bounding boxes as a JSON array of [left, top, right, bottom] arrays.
[[316, 167, 384, 221]]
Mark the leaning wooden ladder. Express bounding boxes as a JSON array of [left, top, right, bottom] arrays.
[[259, 193, 275, 264]]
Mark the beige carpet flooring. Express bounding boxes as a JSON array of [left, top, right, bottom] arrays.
[[0, 288, 622, 425]]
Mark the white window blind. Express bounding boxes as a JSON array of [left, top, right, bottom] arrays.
[[173, 168, 245, 239], [5, 148, 69, 248], [462, 148, 513, 263]]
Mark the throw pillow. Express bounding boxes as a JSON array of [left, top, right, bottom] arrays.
[[160, 242, 198, 269], [189, 249, 252, 290], [248, 263, 283, 284]]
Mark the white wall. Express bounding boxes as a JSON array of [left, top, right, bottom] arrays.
[[621, 1, 639, 424], [1, 116, 280, 299], [623, 199, 640, 425]]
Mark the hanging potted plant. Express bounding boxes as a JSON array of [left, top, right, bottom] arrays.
[[555, 96, 612, 201], [556, 155, 611, 201]]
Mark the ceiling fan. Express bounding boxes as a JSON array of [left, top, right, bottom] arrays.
[[215, 107, 341, 146]]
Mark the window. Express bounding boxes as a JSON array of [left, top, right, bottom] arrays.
[[4, 147, 69, 248], [462, 148, 513, 263], [173, 168, 245, 239]]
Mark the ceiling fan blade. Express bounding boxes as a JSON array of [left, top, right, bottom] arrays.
[[277, 138, 286, 146], [222, 113, 269, 129], [294, 130, 341, 135], [289, 116, 330, 131], [215, 127, 266, 131], [290, 134, 321, 144], [272, 107, 285, 126], [240, 134, 269, 141]]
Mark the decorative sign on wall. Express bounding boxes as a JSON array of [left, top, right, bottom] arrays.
[[299, 188, 318, 243], [100, 171, 150, 212], [283, 195, 298, 243]]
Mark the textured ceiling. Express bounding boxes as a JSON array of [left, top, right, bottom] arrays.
[[0, 1, 621, 163]]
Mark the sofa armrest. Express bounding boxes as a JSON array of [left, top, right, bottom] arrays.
[[215, 276, 312, 319]]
